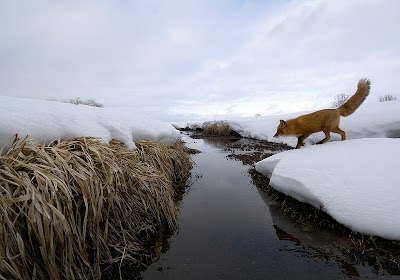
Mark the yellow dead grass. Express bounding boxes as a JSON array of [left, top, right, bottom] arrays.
[[203, 124, 238, 136], [0, 135, 192, 280]]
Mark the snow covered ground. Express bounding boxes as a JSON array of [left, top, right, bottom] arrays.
[[179, 100, 400, 240], [0, 96, 180, 151], [255, 138, 400, 240]]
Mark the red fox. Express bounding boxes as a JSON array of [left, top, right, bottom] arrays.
[[273, 78, 370, 149]]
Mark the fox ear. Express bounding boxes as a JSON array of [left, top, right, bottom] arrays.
[[280, 120, 286, 126]]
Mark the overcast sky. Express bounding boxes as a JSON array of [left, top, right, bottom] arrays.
[[1, 0, 399, 121]]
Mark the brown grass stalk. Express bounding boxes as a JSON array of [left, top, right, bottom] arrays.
[[0, 135, 192, 279]]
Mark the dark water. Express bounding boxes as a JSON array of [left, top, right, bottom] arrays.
[[140, 135, 385, 279]]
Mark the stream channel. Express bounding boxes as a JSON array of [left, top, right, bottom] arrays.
[[140, 133, 394, 279]]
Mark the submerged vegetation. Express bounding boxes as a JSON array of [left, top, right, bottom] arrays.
[[0, 135, 192, 279]]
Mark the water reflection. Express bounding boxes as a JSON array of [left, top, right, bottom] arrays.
[[257, 188, 353, 248], [202, 137, 239, 148], [141, 135, 389, 279], [273, 225, 301, 245], [256, 187, 362, 277]]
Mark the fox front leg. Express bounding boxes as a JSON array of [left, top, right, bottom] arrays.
[[296, 135, 304, 149], [296, 132, 312, 149]]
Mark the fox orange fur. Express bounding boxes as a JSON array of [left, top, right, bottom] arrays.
[[273, 78, 371, 149]]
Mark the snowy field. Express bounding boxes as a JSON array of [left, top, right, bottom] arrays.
[[0, 96, 180, 151], [179, 101, 400, 240]]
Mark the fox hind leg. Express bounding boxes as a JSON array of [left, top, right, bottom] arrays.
[[332, 127, 346, 141]]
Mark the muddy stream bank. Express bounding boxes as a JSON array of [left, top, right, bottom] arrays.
[[140, 132, 399, 279]]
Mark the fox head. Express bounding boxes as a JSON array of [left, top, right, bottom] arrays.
[[273, 120, 287, 138]]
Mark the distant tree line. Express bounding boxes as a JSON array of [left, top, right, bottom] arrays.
[[47, 97, 104, 107]]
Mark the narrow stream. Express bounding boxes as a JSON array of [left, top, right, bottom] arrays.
[[140, 134, 384, 279]]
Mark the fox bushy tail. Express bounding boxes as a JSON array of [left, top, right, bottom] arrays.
[[338, 78, 370, 117]]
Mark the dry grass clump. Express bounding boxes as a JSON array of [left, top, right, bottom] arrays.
[[203, 124, 238, 136], [0, 135, 192, 280]]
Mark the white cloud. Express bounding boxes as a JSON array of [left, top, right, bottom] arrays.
[[0, 0, 399, 121]]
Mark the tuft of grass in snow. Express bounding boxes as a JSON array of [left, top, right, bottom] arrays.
[[203, 124, 239, 137], [0, 135, 192, 280]]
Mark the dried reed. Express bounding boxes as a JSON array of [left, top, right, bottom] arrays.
[[0, 135, 192, 280], [203, 124, 237, 136]]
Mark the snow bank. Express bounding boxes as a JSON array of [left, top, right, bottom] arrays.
[[0, 96, 180, 150], [255, 138, 400, 240], [177, 101, 400, 147]]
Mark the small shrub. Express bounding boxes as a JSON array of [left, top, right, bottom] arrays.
[[47, 97, 104, 107], [378, 94, 397, 102], [331, 93, 349, 108]]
